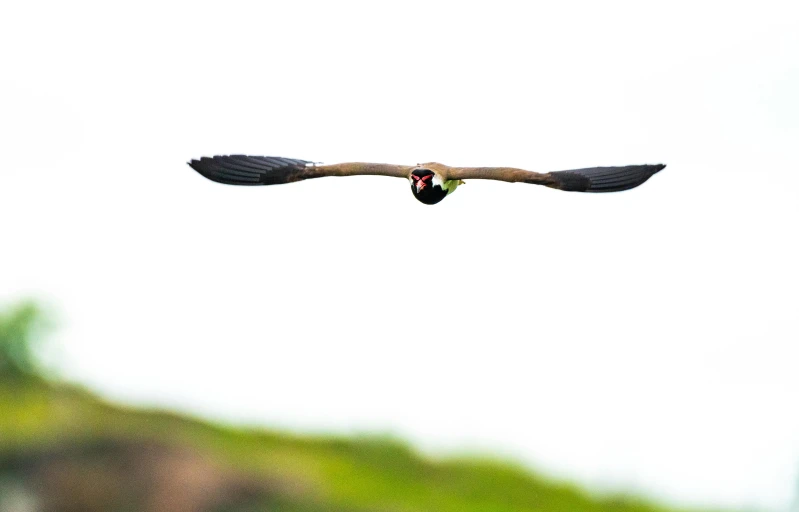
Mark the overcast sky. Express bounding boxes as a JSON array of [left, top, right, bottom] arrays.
[[2, 1, 798, 510]]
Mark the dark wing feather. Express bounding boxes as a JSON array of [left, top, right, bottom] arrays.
[[188, 155, 314, 185], [188, 156, 412, 186], [547, 164, 666, 192]]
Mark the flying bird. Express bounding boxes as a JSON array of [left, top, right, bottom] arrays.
[[188, 156, 665, 205]]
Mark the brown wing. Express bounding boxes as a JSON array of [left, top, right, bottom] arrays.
[[188, 155, 412, 186], [445, 164, 666, 192]]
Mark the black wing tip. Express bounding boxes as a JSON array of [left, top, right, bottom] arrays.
[[635, 162, 667, 183], [187, 155, 313, 186], [587, 164, 665, 192], [590, 163, 666, 192], [187, 158, 208, 176], [550, 163, 666, 192]]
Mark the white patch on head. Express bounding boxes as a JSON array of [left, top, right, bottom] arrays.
[[432, 174, 444, 188]]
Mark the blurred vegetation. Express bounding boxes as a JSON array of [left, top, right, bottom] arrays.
[[0, 301, 47, 381], [0, 301, 713, 512]]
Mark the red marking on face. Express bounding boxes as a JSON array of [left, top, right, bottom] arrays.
[[412, 174, 433, 192]]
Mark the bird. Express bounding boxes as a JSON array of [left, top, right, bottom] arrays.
[[188, 156, 666, 205]]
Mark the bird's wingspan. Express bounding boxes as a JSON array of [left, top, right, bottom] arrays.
[[188, 156, 412, 186], [189, 156, 665, 192], [444, 163, 666, 192]]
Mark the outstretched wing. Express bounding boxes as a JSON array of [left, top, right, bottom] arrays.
[[445, 164, 666, 192], [188, 155, 413, 186]]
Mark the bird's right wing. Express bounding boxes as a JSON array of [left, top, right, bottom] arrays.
[[188, 155, 413, 186]]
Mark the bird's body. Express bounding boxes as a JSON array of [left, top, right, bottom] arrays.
[[188, 156, 665, 204], [409, 167, 464, 205]]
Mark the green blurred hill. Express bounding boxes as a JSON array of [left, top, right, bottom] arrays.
[[0, 303, 710, 512]]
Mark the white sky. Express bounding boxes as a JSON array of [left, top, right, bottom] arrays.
[[2, 1, 798, 510]]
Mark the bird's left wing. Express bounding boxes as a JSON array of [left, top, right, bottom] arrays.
[[444, 163, 666, 192], [188, 155, 413, 186]]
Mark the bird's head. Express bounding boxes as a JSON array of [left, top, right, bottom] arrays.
[[409, 168, 448, 205]]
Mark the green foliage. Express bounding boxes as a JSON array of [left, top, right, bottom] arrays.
[[0, 301, 716, 512], [0, 301, 48, 381], [0, 382, 710, 512]]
